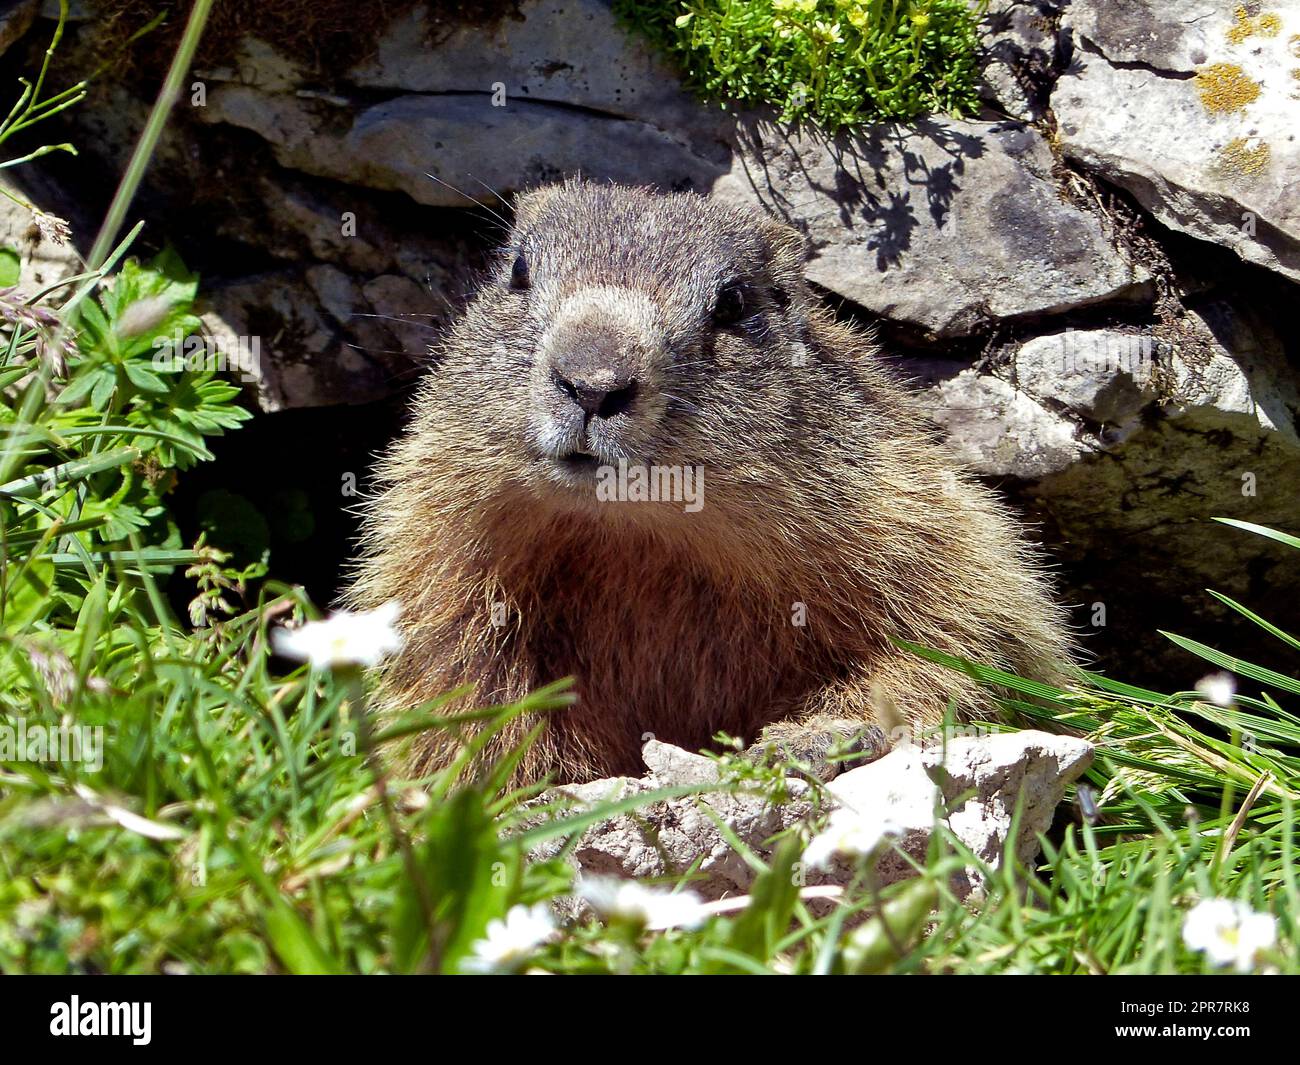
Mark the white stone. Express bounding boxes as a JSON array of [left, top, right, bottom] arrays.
[[531, 732, 1092, 900]]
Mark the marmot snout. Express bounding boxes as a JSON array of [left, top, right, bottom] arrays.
[[348, 180, 1077, 784]]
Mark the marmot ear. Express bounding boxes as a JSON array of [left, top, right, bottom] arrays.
[[757, 212, 809, 275], [512, 184, 564, 233]]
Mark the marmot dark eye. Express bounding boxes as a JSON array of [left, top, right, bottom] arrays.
[[510, 253, 530, 291], [713, 283, 745, 327]]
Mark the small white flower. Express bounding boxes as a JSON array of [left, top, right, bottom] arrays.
[[577, 876, 709, 930], [812, 19, 844, 43], [803, 807, 902, 869], [1194, 672, 1236, 707], [272, 601, 403, 669], [462, 903, 556, 973], [1183, 897, 1276, 972]]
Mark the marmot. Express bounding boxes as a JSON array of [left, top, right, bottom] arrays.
[[347, 181, 1076, 785]]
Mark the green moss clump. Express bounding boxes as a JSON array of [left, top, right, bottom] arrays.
[[614, 0, 989, 131]]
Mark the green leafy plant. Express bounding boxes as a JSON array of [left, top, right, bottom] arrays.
[[615, 0, 988, 130], [0, 246, 250, 629]]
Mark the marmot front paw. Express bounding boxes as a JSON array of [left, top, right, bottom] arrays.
[[745, 717, 891, 782]]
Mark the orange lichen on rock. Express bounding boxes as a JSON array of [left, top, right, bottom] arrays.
[[1194, 62, 1262, 112], [1211, 136, 1271, 181], [1227, 6, 1283, 44]]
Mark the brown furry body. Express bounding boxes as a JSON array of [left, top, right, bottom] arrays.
[[347, 182, 1075, 784]]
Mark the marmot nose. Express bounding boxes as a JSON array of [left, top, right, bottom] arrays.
[[552, 366, 639, 419]]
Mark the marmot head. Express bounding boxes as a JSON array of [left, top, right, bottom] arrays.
[[426, 181, 836, 523]]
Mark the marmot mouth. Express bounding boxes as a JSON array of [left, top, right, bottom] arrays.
[[557, 450, 603, 473]]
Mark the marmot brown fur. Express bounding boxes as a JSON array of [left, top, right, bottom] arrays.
[[347, 180, 1076, 785]]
